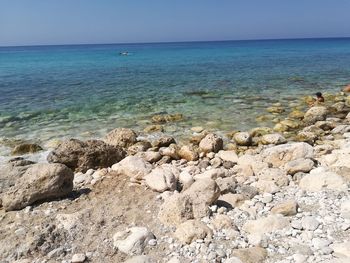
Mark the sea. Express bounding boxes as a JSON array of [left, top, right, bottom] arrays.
[[1, 38, 350, 159]]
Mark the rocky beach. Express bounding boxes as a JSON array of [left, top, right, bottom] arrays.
[[1, 89, 350, 263]]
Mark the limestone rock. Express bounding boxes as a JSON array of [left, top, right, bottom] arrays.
[[135, 151, 162, 163], [199, 133, 223, 153], [144, 166, 177, 192], [0, 158, 34, 194], [271, 200, 298, 216], [152, 136, 176, 148], [178, 171, 194, 190], [182, 178, 221, 218], [1, 163, 73, 211], [242, 215, 289, 241], [217, 150, 238, 163], [296, 131, 317, 144], [284, 158, 314, 175], [178, 145, 199, 161], [299, 167, 347, 192], [260, 133, 286, 145], [158, 193, 194, 226], [256, 168, 289, 187], [128, 141, 152, 155], [159, 144, 179, 160], [232, 247, 267, 263], [71, 253, 86, 263], [260, 142, 314, 167], [111, 156, 152, 181], [301, 216, 320, 231], [47, 139, 126, 173], [215, 177, 237, 194], [174, 220, 212, 244], [217, 193, 245, 208], [124, 256, 156, 263], [113, 227, 155, 255], [104, 128, 137, 148], [211, 214, 234, 230], [233, 132, 252, 146], [253, 180, 280, 194], [340, 200, 350, 219], [303, 106, 328, 124], [330, 242, 350, 258]]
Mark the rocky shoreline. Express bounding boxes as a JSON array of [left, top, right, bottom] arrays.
[[0, 91, 350, 263]]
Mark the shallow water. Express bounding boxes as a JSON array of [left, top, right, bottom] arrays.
[[1, 38, 350, 156]]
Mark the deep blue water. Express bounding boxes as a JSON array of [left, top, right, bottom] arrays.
[[1, 38, 350, 150]]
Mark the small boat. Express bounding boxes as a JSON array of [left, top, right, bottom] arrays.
[[119, 51, 130, 56]]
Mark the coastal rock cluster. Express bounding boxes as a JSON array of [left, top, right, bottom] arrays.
[[0, 92, 350, 263]]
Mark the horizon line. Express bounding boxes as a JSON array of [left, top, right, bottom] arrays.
[[1, 36, 350, 48]]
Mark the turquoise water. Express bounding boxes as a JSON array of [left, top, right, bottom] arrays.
[[1, 38, 350, 151]]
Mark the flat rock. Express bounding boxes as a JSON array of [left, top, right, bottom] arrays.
[[299, 167, 347, 192], [330, 242, 350, 258], [113, 227, 155, 255], [231, 247, 267, 263], [123, 256, 156, 263], [260, 142, 314, 167], [104, 128, 137, 148]]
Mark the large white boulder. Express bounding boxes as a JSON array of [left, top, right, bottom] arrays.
[[299, 167, 347, 192], [144, 166, 177, 192], [112, 156, 152, 181]]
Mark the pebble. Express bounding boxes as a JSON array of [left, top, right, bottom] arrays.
[[301, 216, 320, 231], [71, 253, 86, 263]]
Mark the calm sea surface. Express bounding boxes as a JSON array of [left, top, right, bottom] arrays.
[[1, 38, 350, 156]]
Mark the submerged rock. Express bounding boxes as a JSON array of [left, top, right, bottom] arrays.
[[1, 163, 73, 211], [47, 139, 126, 173], [11, 143, 43, 155], [152, 113, 183, 123]]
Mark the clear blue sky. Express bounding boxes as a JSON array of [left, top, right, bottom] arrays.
[[1, 0, 350, 46]]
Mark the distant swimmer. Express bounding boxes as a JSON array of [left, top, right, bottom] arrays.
[[309, 92, 324, 107]]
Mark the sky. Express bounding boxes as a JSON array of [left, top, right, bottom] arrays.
[[1, 0, 350, 46]]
